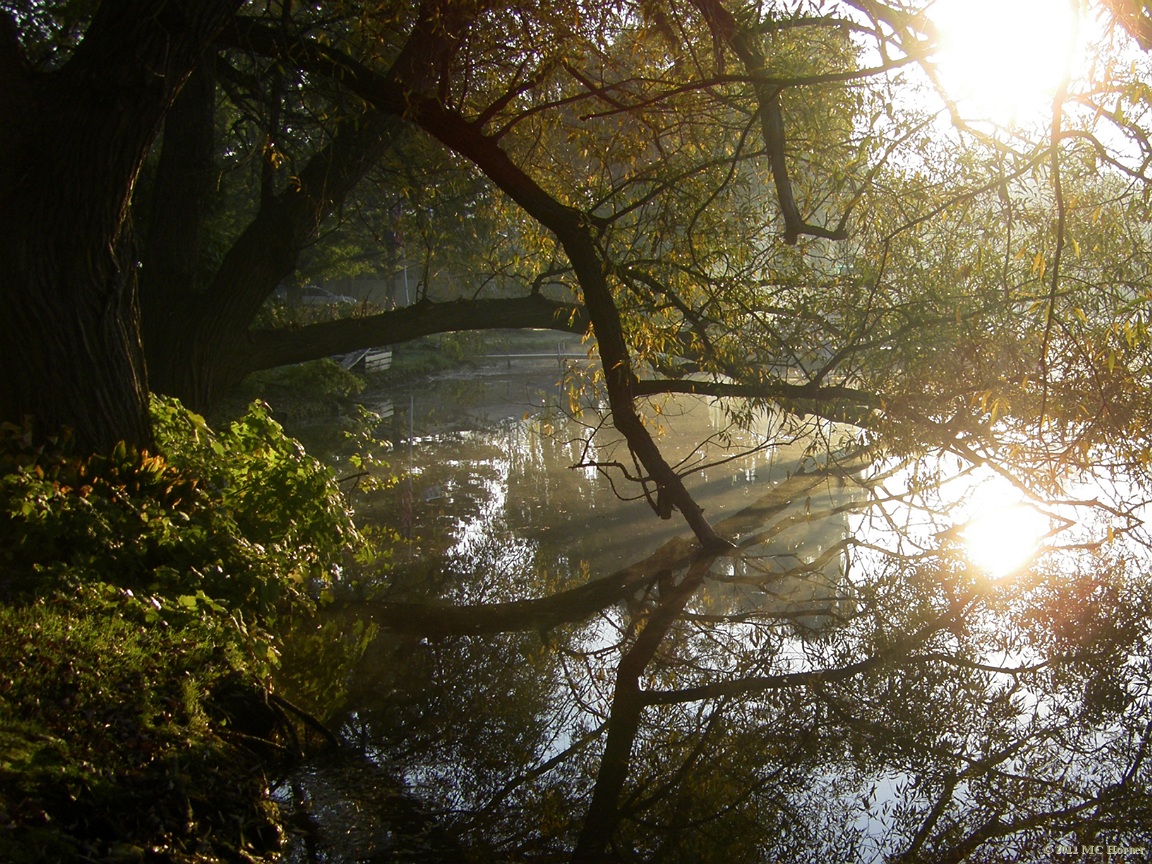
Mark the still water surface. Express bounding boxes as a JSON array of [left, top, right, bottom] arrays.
[[352, 357, 875, 610], [277, 354, 1129, 862], [282, 356, 882, 858]]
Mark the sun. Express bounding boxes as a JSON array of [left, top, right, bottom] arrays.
[[959, 482, 1050, 578], [928, 0, 1079, 124]]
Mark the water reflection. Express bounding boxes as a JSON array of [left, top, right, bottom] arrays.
[[278, 359, 1152, 863], [356, 365, 872, 614]]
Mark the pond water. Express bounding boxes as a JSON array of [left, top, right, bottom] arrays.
[[350, 354, 879, 624], [279, 355, 885, 857], [274, 351, 1152, 862]]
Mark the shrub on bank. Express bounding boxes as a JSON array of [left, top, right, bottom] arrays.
[[0, 397, 364, 862]]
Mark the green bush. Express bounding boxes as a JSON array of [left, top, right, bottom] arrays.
[[0, 594, 268, 863], [1, 397, 360, 617], [0, 397, 370, 861]]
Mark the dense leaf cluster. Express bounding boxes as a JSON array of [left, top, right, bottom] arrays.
[[1, 397, 357, 614], [0, 397, 364, 862]]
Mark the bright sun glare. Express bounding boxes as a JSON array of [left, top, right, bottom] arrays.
[[929, 0, 1078, 124], [960, 479, 1050, 579]]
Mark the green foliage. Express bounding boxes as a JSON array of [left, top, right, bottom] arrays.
[[0, 594, 267, 863], [0, 396, 375, 860], [274, 615, 378, 723], [0, 0, 97, 71], [436, 331, 488, 363], [153, 395, 361, 591], [1, 397, 359, 620], [261, 357, 366, 400]]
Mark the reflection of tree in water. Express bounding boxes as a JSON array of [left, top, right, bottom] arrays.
[[694, 469, 869, 633], [355, 423, 611, 604], [288, 426, 1152, 862], [281, 380, 1152, 861]]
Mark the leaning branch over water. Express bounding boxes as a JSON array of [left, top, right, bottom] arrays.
[[240, 295, 589, 374]]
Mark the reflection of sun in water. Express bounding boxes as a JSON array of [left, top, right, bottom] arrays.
[[960, 480, 1050, 578], [928, 0, 1078, 123]]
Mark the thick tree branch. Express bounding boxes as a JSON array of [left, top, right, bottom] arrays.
[[141, 53, 218, 374], [240, 295, 589, 374], [631, 376, 880, 410], [690, 0, 849, 245], [226, 22, 729, 547]]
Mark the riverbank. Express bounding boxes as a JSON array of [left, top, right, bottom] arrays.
[[0, 399, 368, 862], [213, 330, 588, 428]]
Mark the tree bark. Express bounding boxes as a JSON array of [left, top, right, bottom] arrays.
[[0, 1, 241, 454], [140, 52, 218, 384], [239, 295, 589, 374]]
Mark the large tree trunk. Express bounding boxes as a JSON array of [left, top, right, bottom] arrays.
[[140, 53, 218, 399], [0, 2, 240, 455]]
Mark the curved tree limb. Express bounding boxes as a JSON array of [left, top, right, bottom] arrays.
[[239, 295, 589, 374], [689, 0, 849, 245], [222, 12, 729, 549], [348, 537, 699, 638]]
